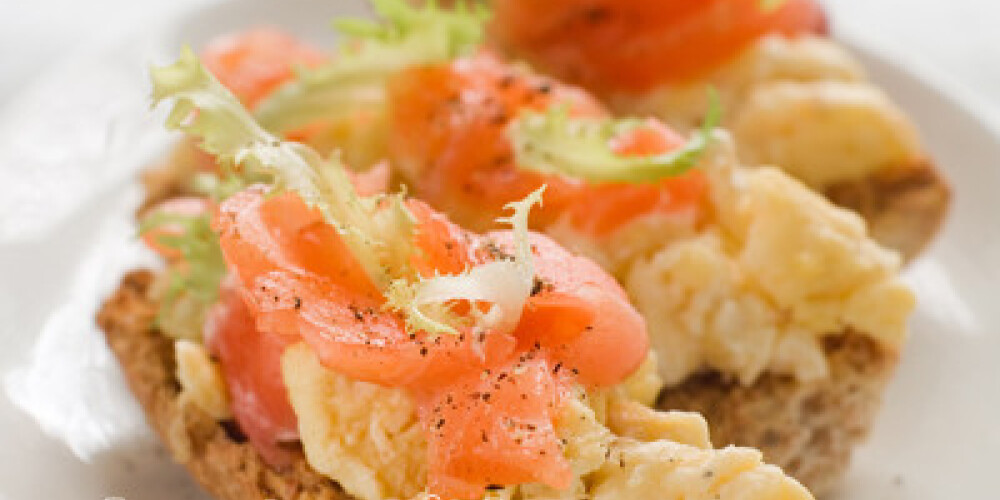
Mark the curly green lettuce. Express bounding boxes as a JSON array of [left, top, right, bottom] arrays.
[[254, 0, 488, 135], [507, 91, 722, 184], [152, 47, 416, 289], [385, 186, 543, 336], [189, 171, 246, 201], [139, 212, 226, 340]]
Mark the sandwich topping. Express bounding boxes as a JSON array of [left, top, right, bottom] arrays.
[[378, 49, 914, 386], [162, 0, 913, 399], [487, 0, 934, 232], [489, 0, 828, 91], [386, 53, 710, 239], [149, 47, 656, 499]]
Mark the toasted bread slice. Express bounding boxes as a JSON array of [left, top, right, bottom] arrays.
[[658, 333, 896, 497], [97, 270, 349, 500], [824, 159, 951, 261]]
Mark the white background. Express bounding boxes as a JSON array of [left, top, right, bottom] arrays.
[[1, 0, 999, 116]]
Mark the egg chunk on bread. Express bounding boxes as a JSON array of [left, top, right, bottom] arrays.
[[609, 34, 950, 260]]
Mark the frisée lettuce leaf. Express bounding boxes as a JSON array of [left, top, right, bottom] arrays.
[[139, 211, 226, 340], [254, 0, 488, 135], [151, 47, 416, 289], [507, 90, 722, 184], [385, 187, 544, 336]]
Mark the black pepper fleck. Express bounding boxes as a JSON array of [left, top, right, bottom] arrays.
[[531, 277, 545, 297]]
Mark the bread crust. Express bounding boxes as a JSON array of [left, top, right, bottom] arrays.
[[657, 333, 897, 497], [824, 159, 951, 262], [97, 270, 352, 500]]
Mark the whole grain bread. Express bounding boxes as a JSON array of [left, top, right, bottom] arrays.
[[658, 333, 897, 497], [825, 159, 951, 262], [97, 270, 352, 500]]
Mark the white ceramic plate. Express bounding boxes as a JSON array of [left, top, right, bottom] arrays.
[[1, 1, 998, 499]]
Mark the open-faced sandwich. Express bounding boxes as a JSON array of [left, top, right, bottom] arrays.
[[488, 0, 952, 260], [164, 2, 920, 495], [98, 10, 821, 500], [99, 1, 919, 498]]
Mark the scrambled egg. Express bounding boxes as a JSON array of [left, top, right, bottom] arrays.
[[175, 340, 231, 419], [612, 34, 924, 189], [552, 138, 914, 387], [732, 81, 921, 187], [546, 208, 700, 277], [281, 343, 427, 500], [280, 342, 814, 500], [586, 395, 810, 500], [614, 352, 666, 408]]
